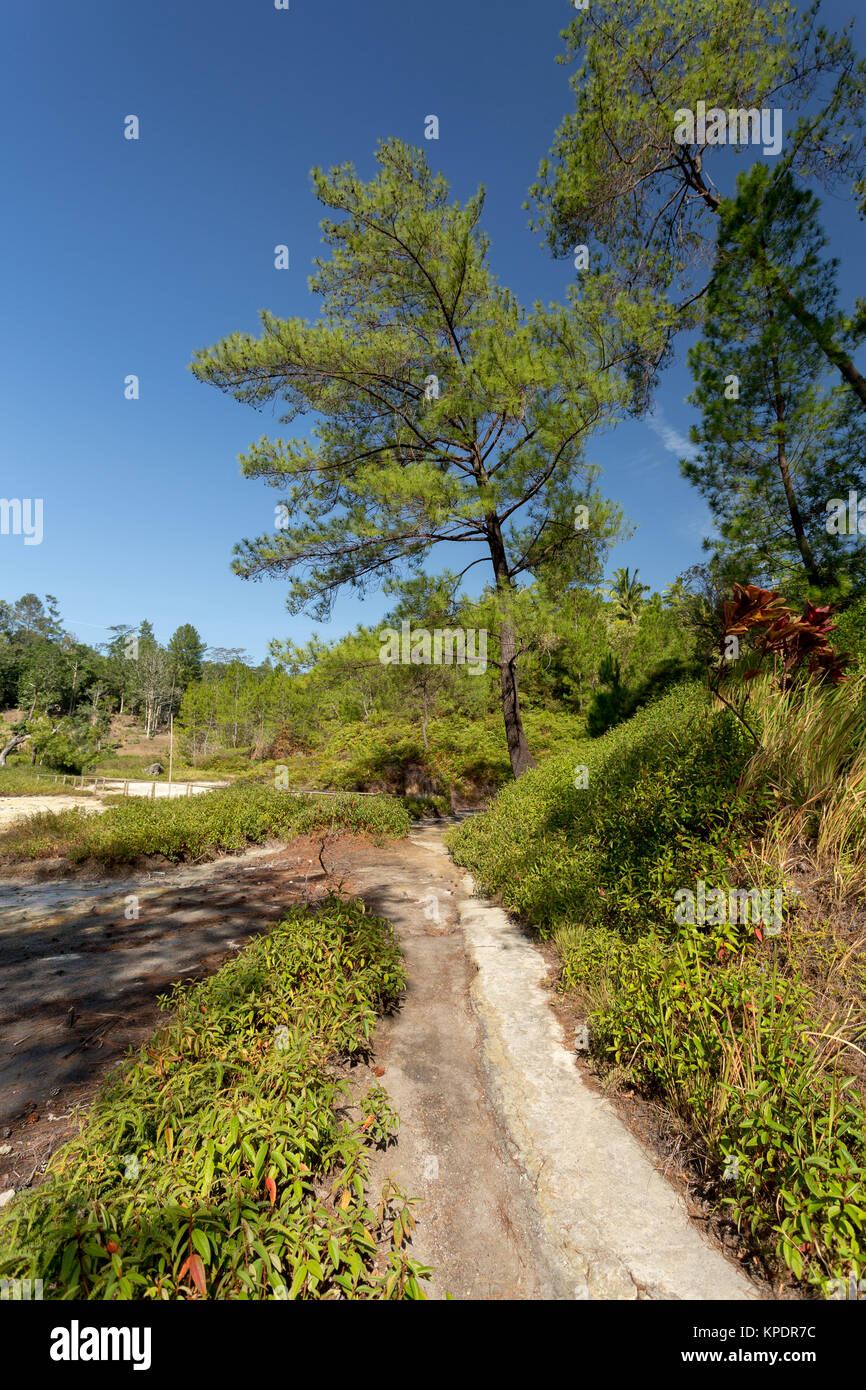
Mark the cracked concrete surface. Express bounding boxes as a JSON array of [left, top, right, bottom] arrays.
[[344, 821, 756, 1301]]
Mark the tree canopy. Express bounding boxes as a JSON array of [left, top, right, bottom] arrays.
[[530, 0, 866, 404]]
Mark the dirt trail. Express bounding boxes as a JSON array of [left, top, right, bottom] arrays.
[[0, 821, 757, 1300], [0, 840, 337, 1176]]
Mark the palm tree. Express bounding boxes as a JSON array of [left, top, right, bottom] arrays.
[[603, 567, 650, 625]]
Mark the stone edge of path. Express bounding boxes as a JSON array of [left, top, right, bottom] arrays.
[[451, 858, 757, 1301]]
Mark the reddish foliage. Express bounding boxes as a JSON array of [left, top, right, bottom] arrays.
[[720, 583, 848, 687], [178, 1252, 207, 1297]]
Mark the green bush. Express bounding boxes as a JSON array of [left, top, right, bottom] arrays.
[[271, 708, 583, 802], [0, 896, 428, 1300], [448, 683, 763, 938], [0, 785, 410, 865], [833, 594, 866, 669]]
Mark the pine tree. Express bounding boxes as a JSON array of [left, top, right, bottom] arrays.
[[192, 140, 627, 776], [683, 167, 866, 600], [166, 624, 207, 699], [530, 0, 866, 406]]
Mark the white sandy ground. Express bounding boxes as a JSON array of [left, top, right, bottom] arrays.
[[0, 795, 105, 828]]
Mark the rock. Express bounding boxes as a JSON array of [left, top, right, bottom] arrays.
[[0, 1189, 16, 1209], [0, 1144, 12, 1156], [144, 762, 164, 777], [402, 763, 439, 796]]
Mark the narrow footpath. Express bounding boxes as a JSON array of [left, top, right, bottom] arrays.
[[0, 819, 757, 1300], [333, 820, 755, 1301]]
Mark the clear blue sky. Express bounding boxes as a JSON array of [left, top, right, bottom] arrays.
[[2, 0, 863, 661]]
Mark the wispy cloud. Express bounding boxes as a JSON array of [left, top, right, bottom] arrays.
[[647, 408, 698, 463], [677, 511, 716, 542], [625, 446, 664, 477]]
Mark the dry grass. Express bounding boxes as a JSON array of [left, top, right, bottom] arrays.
[[741, 673, 866, 900]]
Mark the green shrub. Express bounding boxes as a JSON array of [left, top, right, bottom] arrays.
[[0, 785, 410, 865], [833, 594, 866, 668], [272, 708, 583, 802], [0, 896, 428, 1300], [448, 683, 764, 938]]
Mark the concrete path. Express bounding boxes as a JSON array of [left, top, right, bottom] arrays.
[[339, 822, 756, 1301]]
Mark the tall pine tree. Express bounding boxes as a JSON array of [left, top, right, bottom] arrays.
[[192, 140, 630, 775], [683, 167, 866, 599]]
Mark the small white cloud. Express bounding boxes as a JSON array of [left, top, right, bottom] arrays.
[[676, 508, 719, 543], [647, 408, 698, 462]]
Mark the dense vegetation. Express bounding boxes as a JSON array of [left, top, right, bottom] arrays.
[[0, 897, 428, 1299], [0, 571, 698, 796], [0, 786, 409, 866], [448, 674, 866, 1292]]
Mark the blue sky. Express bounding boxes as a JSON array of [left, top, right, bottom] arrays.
[[1, 0, 863, 661]]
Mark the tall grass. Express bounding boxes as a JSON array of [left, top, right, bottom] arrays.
[[742, 673, 866, 898]]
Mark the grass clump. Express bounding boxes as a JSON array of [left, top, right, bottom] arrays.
[[0, 785, 410, 865], [741, 671, 866, 900], [0, 896, 429, 1300]]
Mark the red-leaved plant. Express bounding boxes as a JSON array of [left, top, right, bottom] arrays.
[[709, 584, 849, 743], [720, 584, 849, 689]]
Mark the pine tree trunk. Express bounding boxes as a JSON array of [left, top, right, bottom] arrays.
[[486, 517, 536, 778], [768, 325, 824, 588], [498, 618, 536, 777]]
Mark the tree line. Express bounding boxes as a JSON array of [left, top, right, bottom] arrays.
[[0, 595, 217, 770], [169, 566, 704, 770]]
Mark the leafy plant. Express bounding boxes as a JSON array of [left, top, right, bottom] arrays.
[[0, 897, 430, 1300]]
